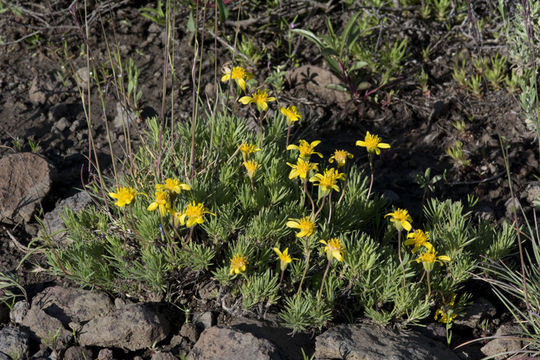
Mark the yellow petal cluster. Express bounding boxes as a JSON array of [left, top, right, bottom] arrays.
[[309, 168, 346, 194], [108, 186, 138, 207], [356, 131, 391, 155], [280, 105, 302, 125], [229, 254, 248, 275], [287, 140, 323, 160], [221, 66, 252, 91], [328, 149, 353, 168], [239, 89, 276, 112], [286, 158, 318, 180], [385, 208, 412, 232], [320, 238, 345, 262], [176, 201, 215, 228], [286, 216, 316, 238]]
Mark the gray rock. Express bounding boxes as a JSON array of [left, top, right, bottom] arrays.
[[113, 102, 137, 129], [0, 153, 53, 223], [180, 323, 201, 343], [193, 312, 215, 330], [63, 346, 93, 360], [189, 326, 282, 360], [21, 307, 72, 350], [74, 67, 91, 89], [481, 324, 524, 360], [39, 191, 93, 246], [29, 77, 46, 105], [151, 351, 178, 360], [454, 297, 496, 329], [78, 303, 171, 351], [97, 348, 114, 360], [315, 322, 460, 360], [0, 326, 30, 359], [54, 117, 70, 132], [31, 286, 114, 324], [10, 300, 28, 324], [505, 197, 521, 219]]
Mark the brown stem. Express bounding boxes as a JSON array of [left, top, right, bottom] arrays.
[[314, 195, 326, 219], [327, 192, 333, 225], [304, 179, 315, 216], [366, 155, 374, 200], [318, 260, 332, 301], [286, 124, 291, 147]]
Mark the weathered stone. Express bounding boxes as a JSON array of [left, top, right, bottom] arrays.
[[9, 300, 27, 324], [21, 307, 72, 349], [481, 324, 525, 360], [29, 77, 46, 105], [0, 153, 53, 223], [193, 311, 215, 330], [97, 348, 114, 360], [113, 102, 137, 129], [455, 297, 496, 329], [315, 322, 460, 360], [63, 346, 93, 360], [286, 65, 349, 107], [39, 191, 93, 246], [180, 322, 201, 343], [189, 326, 282, 360], [74, 67, 90, 89], [79, 303, 171, 351], [0, 326, 30, 359], [151, 351, 178, 360], [31, 286, 114, 324]]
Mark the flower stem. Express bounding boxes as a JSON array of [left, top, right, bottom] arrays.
[[318, 260, 332, 301], [426, 271, 431, 299], [286, 124, 291, 147], [297, 237, 311, 295], [366, 155, 374, 200], [327, 192, 333, 225], [397, 230, 406, 289], [314, 195, 326, 219], [304, 179, 315, 216]]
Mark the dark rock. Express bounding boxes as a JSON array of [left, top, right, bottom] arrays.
[[0, 326, 30, 359], [180, 322, 201, 343], [455, 297, 496, 329], [63, 346, 93, 360], [39, 191, 93, 246], [151, 351, 178, 360], [189, 326, 282, 360], [315, 322, 460, 360], [21, 307, 72, 350], [78, 303, 171, 351], [0, 153, 54, 223], [31, 286, 114, 324], [480, 324, 524, 360]]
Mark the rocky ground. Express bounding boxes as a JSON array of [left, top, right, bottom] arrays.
[[0, 0, 538, 359]]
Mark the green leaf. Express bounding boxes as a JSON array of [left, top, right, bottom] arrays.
[[291, 29, 325, 50], [326, 83, 348, 92], [216, 0, 229, 23]]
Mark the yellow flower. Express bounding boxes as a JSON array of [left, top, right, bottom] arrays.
[[273, 247, 295, 272], [355, 131, 391, 155], [156, 178, 191, 194], [108, 186, 138, 207], [243, 160, 261, 179], [238, 143, 260, 161], [286, 158, 318, 180], [280, 105, 302, 125], [239, 89, 276, 112], [176, 201, 215, 228], [404, 229, 432, 253], [221, 66, 252, 91], [385, 208, 413, 232], [229, 254, 248, 275], [286, 216, 316, 238], [435, 294, 458, 324], [320, 238, 345, 262], [413, 246, 451, 272], [309, 168, 346, 195], [286, 140, 323, 159], [147, 190, 170, 216], [328, 149, 354, 168]]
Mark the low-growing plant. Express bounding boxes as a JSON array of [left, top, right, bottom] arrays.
[[465, 73, 483, 98], [446, 140, 471, 169]]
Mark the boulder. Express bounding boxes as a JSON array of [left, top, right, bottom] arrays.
[[0, 153, 53, 223], [315, 322, 460, 360], [78, 303, 171, 351]]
